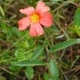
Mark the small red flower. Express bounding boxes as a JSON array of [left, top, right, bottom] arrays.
[[18, 1, 53, 37]]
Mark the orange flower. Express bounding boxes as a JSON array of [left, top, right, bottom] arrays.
[[18, 1, 53, 37]]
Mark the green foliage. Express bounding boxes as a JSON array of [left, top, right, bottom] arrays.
[[74, 8, 80, 35], [0, 0, 80, 80], [31, 46, 44, 60], [25, 67, 34, 79], [44, 72, 53, 80], [9, 65, 21, 74], [50, 39, 80, 53], [14, 59, 45, 67], [48, 59, 59, 80], [69, 7, 80, 36], [50, 25, 59, 32], [15, 48, 33, 61], [74, 8, 80, 26]]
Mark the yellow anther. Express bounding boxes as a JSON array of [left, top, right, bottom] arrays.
[[30, 13, 40, 23]]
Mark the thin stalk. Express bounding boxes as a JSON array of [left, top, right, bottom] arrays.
[[54, 19, 71, 40], [0, 67, 22, 79], [53, 1, 79, 13]]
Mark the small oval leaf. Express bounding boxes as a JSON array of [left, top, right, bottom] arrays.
[[49, 59, 59, 80], [25, 67, 34, 79]]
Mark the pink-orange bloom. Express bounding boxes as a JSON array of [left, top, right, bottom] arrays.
[[18, 1, 53, 37]]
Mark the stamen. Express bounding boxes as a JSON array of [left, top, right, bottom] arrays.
[[30, 13, 40, 23]]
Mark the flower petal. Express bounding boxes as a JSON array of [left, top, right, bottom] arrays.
[[40, 12, 53, 27], [18, 17, 30, 30], [36, 1, 50, 14], [29, 23, 44, 37], [19, 7, 35, 16]]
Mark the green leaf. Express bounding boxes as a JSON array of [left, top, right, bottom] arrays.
[[49, 59, 59, 80], [44, 72, 53, 80], [15, 49, 32, 61], [14, 59, 45, 67], [11, 27, 21, 37], [74, 8, 80, 35], [25, 67, 34, 79], [76, 38, 80, 43], [0, 6, 5, 17], [74, 25, 80, 36], [50, 39, 77, 53], [74, 8, 80, 26], [50, 38, 80, 53], [44, 72, 50, 80], [9, 65, 21, 74], [0, 22, 10, 33], [31, 46, 44, 60]]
